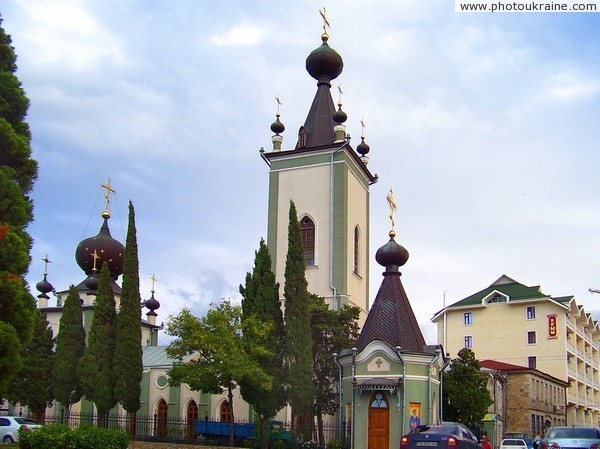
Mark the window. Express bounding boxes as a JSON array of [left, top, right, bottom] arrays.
[[464, 312, 473, 325], [528, 356, 537, 369], [156, 399, 168, 437], [527, 306, 536, 319], [300, 216, 315, 265], [528, 331, 537, 344], [464, 336, 473, 349], [353, 226, 360, 274], [220, 400, 232, 422], [488, 294, 506, 303]]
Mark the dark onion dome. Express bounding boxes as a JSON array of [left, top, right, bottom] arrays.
[[306, 34, 343, 82], [375, 230, 409, 270], [332, 103, 347, 124], [145, 291, 160, 312], [84, 272, 100, 291], [357, 136, 370, 156], [36, 274, 54, 299], [75, 217, 125, 279], [270, 113, 285, 134]]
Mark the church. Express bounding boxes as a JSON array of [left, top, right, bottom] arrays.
[[13, 14, 443, 449]]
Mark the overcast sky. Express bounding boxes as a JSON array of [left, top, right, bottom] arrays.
[[3, 1, 599, 344]]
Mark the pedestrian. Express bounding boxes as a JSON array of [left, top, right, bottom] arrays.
[[533, 431, 543, 449], [481, 433, 493, 449]]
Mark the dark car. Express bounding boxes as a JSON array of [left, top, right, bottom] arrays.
[[541, 426, 600, 449], [400, 423, 483, 449]]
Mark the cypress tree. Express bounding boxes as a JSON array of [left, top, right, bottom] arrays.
[[53, 286, 85, 418], [113, 201, 142, 434], [0, 14, 38, 398], [78, 262, 117, 426], [283, 201, 314, 441], [8, 309, 54, 423], [239, 238, 286, 449]]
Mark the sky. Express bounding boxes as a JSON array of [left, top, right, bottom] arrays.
[[2, 0, 599, 344]]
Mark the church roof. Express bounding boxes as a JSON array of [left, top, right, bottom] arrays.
[[356, 232, 427, 353]]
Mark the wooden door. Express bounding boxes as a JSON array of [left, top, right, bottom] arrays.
[[368, 392, 390, 449]]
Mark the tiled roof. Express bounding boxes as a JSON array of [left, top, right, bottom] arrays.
[[480, 359, 528, 371], [356, 266, 426, 353]]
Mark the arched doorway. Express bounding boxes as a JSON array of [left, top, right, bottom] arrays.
[[186, 400, 198, 439], [220, 400, 232, 422], [156, 398, 168, 437], [368, 392, 389, 449]]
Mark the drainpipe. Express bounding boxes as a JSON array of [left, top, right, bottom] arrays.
[[396, 346, 406, 435], [259, 147, 271, 167], [439, 355, 451, 423], [429, 349, 441, 423], [351, 347, 357, 449], [333, 353, 344, 439], [329, 141, 348, 310]]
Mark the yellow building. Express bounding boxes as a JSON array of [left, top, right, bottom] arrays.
[[432, 274, 600, 428]]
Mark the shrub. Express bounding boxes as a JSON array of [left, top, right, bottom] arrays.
[[17, 424, 130, 449]]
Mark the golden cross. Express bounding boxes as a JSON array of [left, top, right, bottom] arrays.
[[42, 254, 51, 275], [101, 178, 116, 216], [150, 274, 157, 293], [386, 188, 397, 232], [90, 249, 101, 272], [275, 95, 282, 115], [337, 84, 343, 104], [360, 118, 366, 138], [319, 7, 330, 36]]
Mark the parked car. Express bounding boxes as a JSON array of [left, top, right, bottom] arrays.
[[501, 438, 529, 449], [0, 416, 43, 443], [541, 426, 600, 449], [400, 423, 483, 449]]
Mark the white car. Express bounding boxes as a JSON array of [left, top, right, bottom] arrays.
[[501, 439, 529, 449], [0, 416, 42, 443]]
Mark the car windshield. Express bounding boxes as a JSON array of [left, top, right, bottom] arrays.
[[547, 429, 600, 439], [14, 418, 38, 425]]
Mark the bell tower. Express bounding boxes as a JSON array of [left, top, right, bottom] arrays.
[[261, 15, 377, 320]]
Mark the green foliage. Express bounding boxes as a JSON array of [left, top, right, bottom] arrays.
[[310, 295, 360, 417], [0, 15, 37, 400], [239, 238, 286, 447], [283, 201, 314, 417], [18, 423, 130, 449], [113, 201, 142, 414], [442, 348, 493, 428], [53, 286, 85, 409], [7, 309, 54, 418], [78, 262, 117, 417]]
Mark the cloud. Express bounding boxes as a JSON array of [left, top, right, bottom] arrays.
[[209, 24, 267, 47]]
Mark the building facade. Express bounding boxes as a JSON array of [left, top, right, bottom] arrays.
[[432, 275, 600, 429]]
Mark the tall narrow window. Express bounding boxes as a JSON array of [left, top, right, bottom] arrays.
[[527, 306, 536, 319], [527, 331, 537, 344], [528, 356, 537, 369], [300, 216, 315, 265], [464, 312, 473, 325], [220, 400, 232, 422], [353, 226, 360, 274], [156, 399, 168, 437], [464, 336, 473, 348]]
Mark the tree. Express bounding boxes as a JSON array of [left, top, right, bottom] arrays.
[[113, 201, 143, 434], [53, 286, 85, 418], [283, 201, 314, 442], [310, 295, 360, 445], [166, 301, 272, 448], [0, 14, 38, 399], [442, 348, 493, 428], [7, 309, 54, 422], [78, 262, 117, 426], [239, 238, 286, 449]]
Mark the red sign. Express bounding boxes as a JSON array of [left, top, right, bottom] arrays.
[[548, 314, 558, 339]]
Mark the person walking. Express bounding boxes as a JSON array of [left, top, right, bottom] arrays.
[[481, 433, 493, 449]]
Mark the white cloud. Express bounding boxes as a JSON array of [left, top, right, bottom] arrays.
[[209, 24, 267, 47]]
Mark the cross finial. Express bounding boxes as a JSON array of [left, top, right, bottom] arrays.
[[275, 95, 282, 115], [90, 249, 101, 272], [337, 84, 343, 104], [101, 178, 116, 218], [150, 274, 157, 293], [360, 118, 366, 139], [319, 7, 330, 38], [386, 188, 397, 235], [42, 255, 51, 275]]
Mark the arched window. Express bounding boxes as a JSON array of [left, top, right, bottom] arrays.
[[353, 225, 360, 274], [220, 400, 232, 423], [156, 398, 168, 437], [370, 392, 388, 408], [186, 400, 198, 439], [300, 216, 315, 266]]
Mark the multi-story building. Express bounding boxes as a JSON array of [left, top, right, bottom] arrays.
[[432, 274, 600, 428]]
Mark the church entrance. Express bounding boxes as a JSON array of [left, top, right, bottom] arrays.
[[368, 392, 390, 449]]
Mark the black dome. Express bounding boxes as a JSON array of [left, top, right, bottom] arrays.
[[36, 274, 54, 298], [357, 137, 370, 156], [145, 292, 160, 312], [75, 218, 125, 279], [271, 115, 285, 134], [375, 232, 409, 270], [333, 104, 347, 124], [306, 35, 343, 82]]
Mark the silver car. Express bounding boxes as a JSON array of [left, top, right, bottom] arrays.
[[541, 426, 600, 449], [0, 416, 42, 443]]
